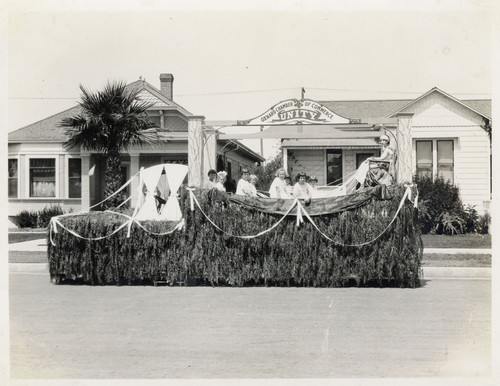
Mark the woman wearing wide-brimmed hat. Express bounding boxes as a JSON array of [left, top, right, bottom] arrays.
[[364, 134, 394, 187]]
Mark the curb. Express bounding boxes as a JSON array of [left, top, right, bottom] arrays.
[[424, 248, 491, 255], [421, 267, 491, 279]]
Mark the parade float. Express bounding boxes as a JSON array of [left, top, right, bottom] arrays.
[[48, 98, 423, 287]]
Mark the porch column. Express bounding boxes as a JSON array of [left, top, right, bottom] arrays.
[[159, 110, 165, 129], [58, 154, 66, 198], [282, 148, 288, 174], [81, 153, 91, 211], [129, 152, 140, 208], [203, 127, 217, 187], [19, 154, 26, 198], [187, 115, 205, 188], [395, 112, 414, 184]]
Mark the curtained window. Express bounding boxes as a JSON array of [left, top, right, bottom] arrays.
[[30, 158, 56, 197], [416, 140, 433, 179], [327, 149, 343, 186], [416, 139, 454, 183], [68, 158, 82, 198], [437, 140, 454, 183], [8, 159, 18, 198]]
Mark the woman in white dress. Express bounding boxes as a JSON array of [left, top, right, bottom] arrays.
[[364, 134, 394, 187], [215, 171, 227, 192], [293, 172, 312, 204], [269, 168, 292, 198]]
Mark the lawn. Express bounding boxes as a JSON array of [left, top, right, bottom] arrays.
[[8, 230, 47, 244], [421, 233, 491, 249]]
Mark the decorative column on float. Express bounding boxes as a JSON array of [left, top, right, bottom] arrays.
[[187, 115, 206, 188], [203, 126, 217, 188], [80, 152, 91, 211], [129, 152, 140, 208], [395, 112, 414, 184]]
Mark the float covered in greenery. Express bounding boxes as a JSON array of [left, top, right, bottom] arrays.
[[48, 184, 422, 288]]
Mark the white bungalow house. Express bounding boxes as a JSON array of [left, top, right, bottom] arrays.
[[280, 87, 491, 214], [8, 73, 264, 218]]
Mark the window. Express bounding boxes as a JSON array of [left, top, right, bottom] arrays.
[[356, 152, 376, 169], [437, 140, 454, 183], [415, 139, 454, 183], [30, 158, 56, 197], [8, 159, 18, 198], [68, 158, 82, 198], [327, 149, 343, 186], [416, 141, 433, 178]]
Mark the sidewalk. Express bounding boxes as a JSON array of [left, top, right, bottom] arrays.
[[8, 238, 48, 252]]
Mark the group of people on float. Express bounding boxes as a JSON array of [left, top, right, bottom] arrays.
[[206, 168, 261, 197], [204, 134, 394, 200], [269, 168, 319, 203]]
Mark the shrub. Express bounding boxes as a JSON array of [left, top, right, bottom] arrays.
[[463, 205, 479, 233], [415, 175, 468, 235], [15, 205, 65, 228], [16, 210, 39, 228], [37, 205, 65, 228], [477, 212, 491, 234]]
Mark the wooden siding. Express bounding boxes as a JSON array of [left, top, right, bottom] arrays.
[[287, 149, 325, 183]]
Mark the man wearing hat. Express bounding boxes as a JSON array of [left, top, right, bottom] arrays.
[[235, 168, 253, 196], [205, 169, 218, 189]]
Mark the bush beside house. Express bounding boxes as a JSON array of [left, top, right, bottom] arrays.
[[415, 175, 490, 235]]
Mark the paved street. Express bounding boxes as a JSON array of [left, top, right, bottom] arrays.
[[9, 271, 491, 380]]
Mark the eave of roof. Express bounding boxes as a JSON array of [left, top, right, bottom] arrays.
[[387, 87, 491, 120]]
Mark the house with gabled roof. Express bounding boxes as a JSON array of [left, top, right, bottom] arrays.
[[281, 87, 491, 214], [8, 73, 265, 218]]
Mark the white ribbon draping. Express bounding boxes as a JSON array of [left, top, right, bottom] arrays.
[[108, 210, 185, 236], [296, 186, 413, 247], [49, 216, 132, 246], [188, 189, 299, 239]]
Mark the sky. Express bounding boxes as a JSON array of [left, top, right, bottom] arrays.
[[2, 0, 497, 158]]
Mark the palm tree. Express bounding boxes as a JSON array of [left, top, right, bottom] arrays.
[[60, 81, 157, 209]]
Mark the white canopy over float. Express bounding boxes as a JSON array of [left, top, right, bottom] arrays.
[[133, 163, 188, 222]]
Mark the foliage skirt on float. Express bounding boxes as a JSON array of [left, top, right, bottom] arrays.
[[48, 184, 422, 287]]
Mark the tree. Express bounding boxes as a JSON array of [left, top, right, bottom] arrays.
[[253, 151, 283, 191], [60, 81, 157, 209]]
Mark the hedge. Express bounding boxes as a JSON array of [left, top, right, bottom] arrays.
[[48, 184, 422, 287]]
